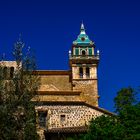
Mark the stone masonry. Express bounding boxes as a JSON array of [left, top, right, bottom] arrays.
[[36, 105, 103, 130]]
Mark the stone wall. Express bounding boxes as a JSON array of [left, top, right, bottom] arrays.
[[73, 80, 98, 106], [36, 105, 103, 130], [0, 61, 17, 67], [39, 75, 72, 91]]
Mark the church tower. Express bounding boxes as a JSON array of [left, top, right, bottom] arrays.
[[69, 23, 100, 106]]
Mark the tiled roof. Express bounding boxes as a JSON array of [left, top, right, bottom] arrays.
[[45, 126, 88, 133]]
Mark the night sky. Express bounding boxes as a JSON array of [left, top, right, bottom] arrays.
[[0, 0, 140, 112]]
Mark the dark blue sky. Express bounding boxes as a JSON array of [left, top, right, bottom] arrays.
[[0, 0, 140, 112]]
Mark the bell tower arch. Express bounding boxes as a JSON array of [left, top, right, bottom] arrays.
[[69, 23, 100, 106]]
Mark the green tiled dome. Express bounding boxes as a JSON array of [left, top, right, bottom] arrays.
[[73, 23, 94, 46]]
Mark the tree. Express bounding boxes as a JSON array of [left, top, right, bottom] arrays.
[[113, 87, 140, 139], [0, 38, 40, 140], [114, 87, 137, 113], [81, 115, 124, 140], [118, 103, 140, 140], [73, 87, 140, 140]]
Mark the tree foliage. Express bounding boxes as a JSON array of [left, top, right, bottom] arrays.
[[0, 38, 40, 140], [81, 115, 124, 140], [114, 87, 137, 113], [71, 87, 140, 140]]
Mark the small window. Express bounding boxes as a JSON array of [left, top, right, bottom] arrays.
[[38, 111, 47, 127], [79, 67, 83, 78], [60, 115, 66, 122], [10, 67, 14, 78]]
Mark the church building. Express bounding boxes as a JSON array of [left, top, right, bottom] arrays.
[[33, 23, 113, 139], [0, 23, 113, 140]]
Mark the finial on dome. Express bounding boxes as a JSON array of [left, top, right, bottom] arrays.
[[80, 21, 86, 34], [81, 21, 84, 29]]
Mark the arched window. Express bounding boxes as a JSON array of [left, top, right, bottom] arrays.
[[10, 67, 14, 78], [3, 67, 7, 79], [86, 67, 90, 78], [79, 67, 83, 78], [81, 50, 86, 56]]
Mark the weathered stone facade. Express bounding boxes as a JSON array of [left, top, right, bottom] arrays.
[[73, 79, 99, 106], [36, 105, 103, 130], [39, 74, 71, 91], [0, 61, 17, 79]]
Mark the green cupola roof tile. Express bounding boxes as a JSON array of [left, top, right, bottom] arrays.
[[73, 23, 94, 46]]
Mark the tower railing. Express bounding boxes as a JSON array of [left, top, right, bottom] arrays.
[[69, 54, 99, 60]]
